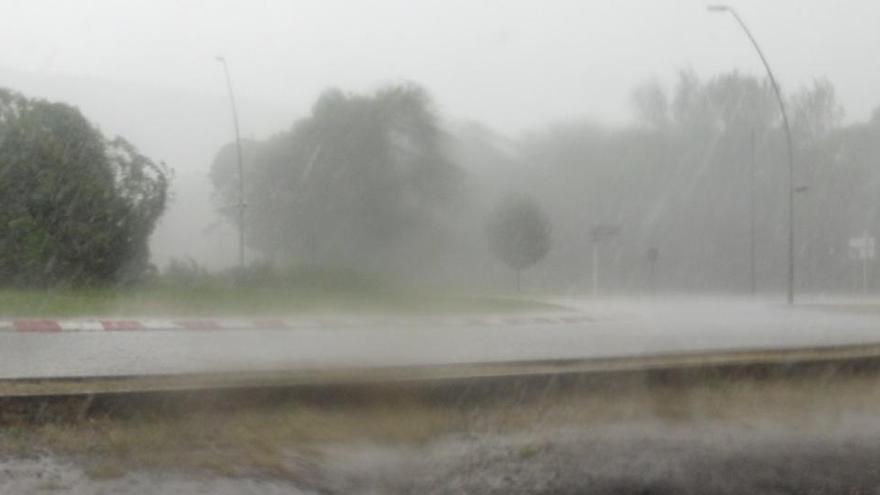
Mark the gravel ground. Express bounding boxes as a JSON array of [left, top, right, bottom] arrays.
[[0, 456, 315, 494], [301, 419, 880, 494], [390, 425, 880, 494], [5, 418, 880, 494]]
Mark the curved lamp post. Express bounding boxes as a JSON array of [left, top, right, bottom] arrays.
[[708, 5, 795, 305], [216, 56, 246, 270]]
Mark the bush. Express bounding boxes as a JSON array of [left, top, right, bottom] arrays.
[[158, 259, 383, 293], [161, 258, 211, 288]]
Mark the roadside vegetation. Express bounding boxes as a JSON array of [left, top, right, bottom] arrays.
[[0, 89, 169, 288], [0, 263, 559, 317]]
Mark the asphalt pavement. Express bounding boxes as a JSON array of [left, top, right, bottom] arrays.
[[0, 297, 878, 381]]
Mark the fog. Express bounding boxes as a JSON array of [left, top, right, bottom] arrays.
[[8, 5, 880, 491], [2, 0, 880, 294]]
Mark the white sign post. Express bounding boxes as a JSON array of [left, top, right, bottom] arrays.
[[589, 225, 620, 295], [848, 231, 875, 294]]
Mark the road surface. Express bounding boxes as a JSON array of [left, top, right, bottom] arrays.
[[0, 297, 878, 381]]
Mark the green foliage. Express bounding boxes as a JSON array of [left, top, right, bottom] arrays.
[[226, 264, 379, 292], [486, 193, 551, 272], [160, 258, 382, 293], [162, 257, 209, 288], [0, 88, 169, 287], [211, 83, 462, 271], [514, 70, 877, 292], [0, 283, 557, 318]]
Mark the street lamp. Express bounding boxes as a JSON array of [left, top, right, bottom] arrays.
[[708, 5, 796, 305], [216, 56, 246, 270], [749, 128, 757, 295]]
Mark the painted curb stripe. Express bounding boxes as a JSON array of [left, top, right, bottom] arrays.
[[59, 320, 103, 332], [15, 320, 62, 332], [2, 314, 601, 333], [175, 320, 223, 330], [101, 320, 146, 331]]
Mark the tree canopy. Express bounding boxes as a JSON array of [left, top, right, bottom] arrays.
[[513, 70, 872, 292], [207, 71, 880, 293], [211, 83, 462, 271], [485, 193, 551, 288], [0, 88, 170, 286]]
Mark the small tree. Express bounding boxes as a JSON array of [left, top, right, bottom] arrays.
[[486, 193, 551, 291]]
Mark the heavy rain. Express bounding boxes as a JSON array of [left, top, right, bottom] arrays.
[[1, 1, 880, 493]]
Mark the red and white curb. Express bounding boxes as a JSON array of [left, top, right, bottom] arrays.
[[0, 314, 598, 333]]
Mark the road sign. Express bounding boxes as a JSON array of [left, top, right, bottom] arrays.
[[849, 232, 875, 260], [589, 224, 620, 294], [849, 230, 875, 294]]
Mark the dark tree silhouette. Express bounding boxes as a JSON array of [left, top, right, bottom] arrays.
[[486, 193, 551, 291]]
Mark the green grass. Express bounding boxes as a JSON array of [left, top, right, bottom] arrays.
[[0, 286, 562, 318]]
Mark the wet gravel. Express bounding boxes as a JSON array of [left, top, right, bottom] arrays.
[[307, 420, 880, 494], [5, 420, 880, 494], [0, 455, 315, 494], [411, 432, 880, 493]]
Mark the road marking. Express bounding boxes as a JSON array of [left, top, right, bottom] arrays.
[[15, 320, 62, 332], [59, 320, 103, 332], [175, 320, 223, 330], [0, 313, 598, 333], [101, 320, 146, 331]]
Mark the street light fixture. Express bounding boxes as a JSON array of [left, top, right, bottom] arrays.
[[707, 5, 796, 305], [216, 56, 246, 270]]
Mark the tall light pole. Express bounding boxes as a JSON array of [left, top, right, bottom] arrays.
[[708, 5, 795, 305], [749, 128, 757, 295], [216, 56, 246, 270]]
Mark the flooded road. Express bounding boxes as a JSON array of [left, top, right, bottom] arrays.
[[0, 298, 879, 380]]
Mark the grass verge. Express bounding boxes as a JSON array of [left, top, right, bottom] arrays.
[[0, 286, 561, 318]]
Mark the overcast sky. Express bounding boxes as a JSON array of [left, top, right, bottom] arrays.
[[2, 0, 878, 267], [2, 0, 879, 134]]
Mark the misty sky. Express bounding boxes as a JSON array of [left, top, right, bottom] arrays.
[[2, 0, 879, 134], [2, 0, 879, 267]]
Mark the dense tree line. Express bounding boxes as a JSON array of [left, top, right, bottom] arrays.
[[0, 89, 169, 287], [516, 71, 880, 293], [212, 72, 880, 294]]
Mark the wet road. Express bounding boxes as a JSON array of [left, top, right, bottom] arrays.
[[0, 297, 878, 380]]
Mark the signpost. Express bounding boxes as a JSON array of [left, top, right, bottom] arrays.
[[590, 224, 620, 295], [848, 231, 875, 294], [646, 247, 659, 293]]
